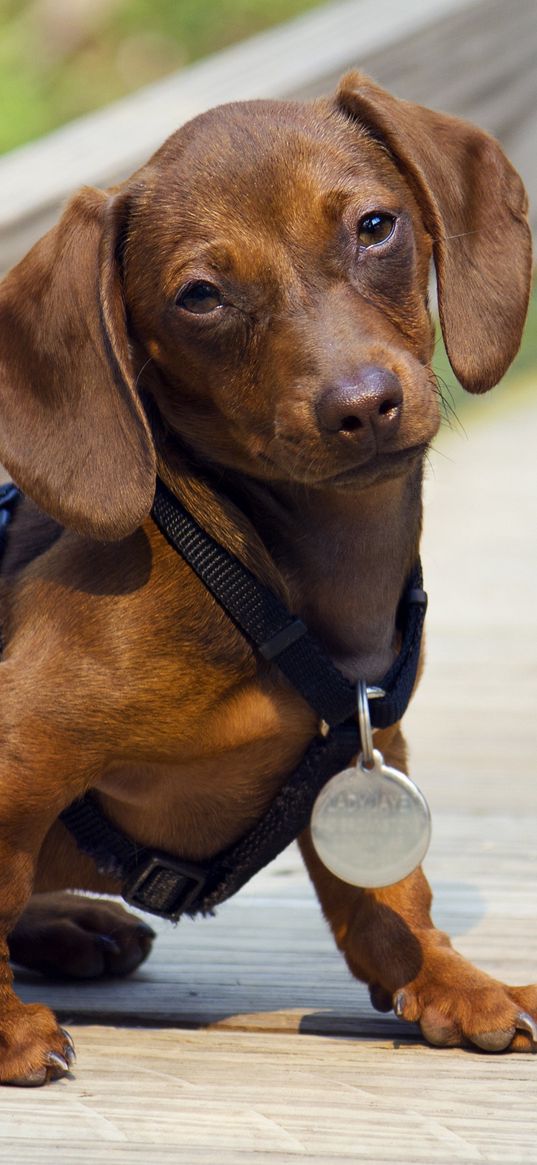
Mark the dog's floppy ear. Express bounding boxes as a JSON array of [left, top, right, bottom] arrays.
[[0, 187, 156, 539], [337, 72, 532, 393]]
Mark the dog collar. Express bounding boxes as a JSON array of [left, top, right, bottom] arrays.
[[58, 478, 427, 922]]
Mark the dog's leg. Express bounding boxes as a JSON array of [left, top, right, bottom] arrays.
[[10, 893, 155, 980], [299, 726, 537, 1052], [0, 672, 97, 1083], [0, 818, 78, 1083]]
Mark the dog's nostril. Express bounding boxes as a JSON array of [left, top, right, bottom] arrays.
[[378, 398, 400, 417], [341, 416, 362, 432], [316, 367, 403, 437]]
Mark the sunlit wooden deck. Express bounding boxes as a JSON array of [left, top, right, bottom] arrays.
[[1, 376, 534, 1161]]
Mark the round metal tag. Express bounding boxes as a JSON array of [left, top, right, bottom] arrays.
[[310, 749, 431, 888]]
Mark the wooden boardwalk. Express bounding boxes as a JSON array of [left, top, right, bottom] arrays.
[[2, 375, 537, 1160]]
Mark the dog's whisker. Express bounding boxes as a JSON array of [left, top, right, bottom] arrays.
[[423, 450, 437, 480], [429, 371, 467, 439], [135, 357, 153, 391], [427, 443, 456, 465], [443, 229, 482, 241]]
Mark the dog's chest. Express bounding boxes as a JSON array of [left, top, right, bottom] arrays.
[[97, 671, 317, 861]]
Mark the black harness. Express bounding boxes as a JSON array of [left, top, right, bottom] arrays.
[[0, 479, 427, 922]]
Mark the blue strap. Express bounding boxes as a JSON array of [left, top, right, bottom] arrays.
[[0, 482, 21, 559]]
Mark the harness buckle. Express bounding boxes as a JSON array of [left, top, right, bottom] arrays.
[[123, 852, 208, 921]]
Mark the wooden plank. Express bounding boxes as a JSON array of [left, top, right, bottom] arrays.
[[405, 377, 537, 817], [2, 1018, 537, 1162]]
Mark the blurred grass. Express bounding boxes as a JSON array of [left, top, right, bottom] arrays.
[[0, 0, 322, 153]]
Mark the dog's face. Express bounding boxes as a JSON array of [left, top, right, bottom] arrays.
[[124, 100, 438, 491], [0, 73, 531, 538]]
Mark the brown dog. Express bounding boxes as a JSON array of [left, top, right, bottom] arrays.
[[0, 72, 533, 1086]]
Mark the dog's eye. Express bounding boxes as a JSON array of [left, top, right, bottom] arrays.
[[176, 282, 224, 314], [358, 213, 396, 248]]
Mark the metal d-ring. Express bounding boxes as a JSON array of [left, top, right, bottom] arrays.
[[357, 682, 386, 769]]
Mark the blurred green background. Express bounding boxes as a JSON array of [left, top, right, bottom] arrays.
[[0, 0, 321, 153]]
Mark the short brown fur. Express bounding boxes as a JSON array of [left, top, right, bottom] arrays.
[[0, 73, 533, 1084]]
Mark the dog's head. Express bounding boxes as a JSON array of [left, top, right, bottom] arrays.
[[0, 73, 531, 538]]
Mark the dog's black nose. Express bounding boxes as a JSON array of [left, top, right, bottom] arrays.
[[316, 366, 403, 438]]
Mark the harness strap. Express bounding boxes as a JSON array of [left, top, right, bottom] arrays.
[[0, 479, 427, 922], [0, 482, 21, 556], [61, 480, 426, 919], [0, 483, 22, 653], [151, 479, 427, 731], [61, 726, 360, 920]]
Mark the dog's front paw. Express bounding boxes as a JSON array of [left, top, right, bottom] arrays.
[[387, 950, 537, 1052], [0, 1001, 75, 1086], [10, 892, 156, 980]]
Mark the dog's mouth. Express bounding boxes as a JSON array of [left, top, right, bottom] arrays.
[[319, 444, 426, 487], [256, 441, 426, 489]]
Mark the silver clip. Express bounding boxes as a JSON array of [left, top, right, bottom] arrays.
[[366, 686, 385, 701], [357, 681, 374, 768], [319, 686, 384, 742], [357, 682, 385, 768]]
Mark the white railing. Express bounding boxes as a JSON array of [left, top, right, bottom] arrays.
[[0, 0, 535, 272]]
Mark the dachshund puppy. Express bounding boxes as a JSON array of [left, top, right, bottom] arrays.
[[0, 72, 533, 1085]]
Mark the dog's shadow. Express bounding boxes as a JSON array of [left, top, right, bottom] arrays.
[[13, 880, 486, 1042]]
